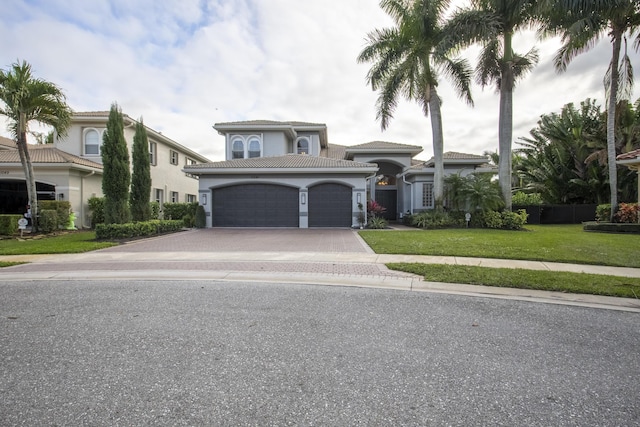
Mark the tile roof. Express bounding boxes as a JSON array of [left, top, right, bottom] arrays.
[[321, 143, 347, 160], [214, 120, 326, 127], [617, 148, 640, 160], [0, 145, 103, 169], [185, 154, 375, 170], [423, 151, 488, 166], [347, 141, 423, 151], [0, 136, 16, 149]]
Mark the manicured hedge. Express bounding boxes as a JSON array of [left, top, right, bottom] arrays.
[[0, 215, 23, 236], [95, 219, 184, 240], [39, 210, 59, 234]]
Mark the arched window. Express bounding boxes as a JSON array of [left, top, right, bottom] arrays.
[[297, 137, 309, 155], [231, 137, 244, 159], [84, 129, 100, 155], [248, 136, 261, 158]]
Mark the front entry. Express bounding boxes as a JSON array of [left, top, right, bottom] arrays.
[[375, 188, 397, 221]]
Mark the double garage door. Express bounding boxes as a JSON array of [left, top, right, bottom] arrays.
[[211, 183, 352, 227]]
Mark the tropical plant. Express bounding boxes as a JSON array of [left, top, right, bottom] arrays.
[[130, 118, 152, 222], [444, 172, 504, 212], [102, 103, 131, 224], [0, 60, 72, 231], [367, 199, 387, 218], [444, 0, 540, 210], [368, 216, 388, 229], [358, 0, 474, 210], [541, 0, 640, 220]]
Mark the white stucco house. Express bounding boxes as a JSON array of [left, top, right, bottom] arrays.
[[184, 120, 493, 228], [0, 111, 211, 228]]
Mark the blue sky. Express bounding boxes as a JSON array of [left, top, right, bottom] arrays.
[[2, 0, 639, 161]]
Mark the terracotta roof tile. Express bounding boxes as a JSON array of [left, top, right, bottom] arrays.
[[423, 151, 488, 166], [0, 145, 103, 169], [347, 141, 422, 151], [185, 154, 374, 170], [0, 136, 16, 149]]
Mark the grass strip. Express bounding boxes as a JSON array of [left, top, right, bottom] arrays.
[[361, 225, 640, 268], [387, 263, 640, 299], [0, 231, 117, 255], [0, 261, 25, 268]]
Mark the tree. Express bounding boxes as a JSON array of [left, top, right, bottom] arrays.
[[130, 118, 152, 222], [0, 60, 72, 231], [542, 0, 640, 220], [444, 0, 540, 210], [358, 0, 474, 210], [444, 172, 504, 212], [102, 103, 131, 224]]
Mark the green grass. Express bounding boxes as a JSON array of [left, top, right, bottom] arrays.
[[0, 261, 25, 268], [360, 224, 640, 268], [387, 263, 640, 299], [0, 231, 117, 255]]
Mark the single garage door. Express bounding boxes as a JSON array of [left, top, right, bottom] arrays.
[[308, 183, 352, 227], [212, 184, 299, 227]]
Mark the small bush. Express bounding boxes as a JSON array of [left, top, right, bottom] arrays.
[[39, 209, 59, 234], [512, 191, 543, 205], [595, 204, 611, 222], [150, 202, 161, 220], [40, 200, 71, 229], [163, 202, 198, 226], [367, 200, 386, 218], [0, 215, 22, 235], [88, 197, 105, 227], [614, 203, 639, 223], [368, 216, 388, 229], [483, 211, 503, 229], [411, 210, 464, 229], [501, 209, 528, 230], [95, 219, 183, 240], [195, 205, 206, 228]]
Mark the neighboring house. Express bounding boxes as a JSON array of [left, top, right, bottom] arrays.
[[617, 148, 640, 206], [0, 112, 211, 227], [185, 120, 493, 228]]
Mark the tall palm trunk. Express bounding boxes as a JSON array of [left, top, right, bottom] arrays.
[[17, 117, 38, 231], [429, 85, 445, 211], [499, 32, 515, 211], [607, 30, 621, 221]]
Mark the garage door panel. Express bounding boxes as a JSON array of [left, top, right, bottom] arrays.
[[212, 184, 299, 227], [308, 183, 352, 227]]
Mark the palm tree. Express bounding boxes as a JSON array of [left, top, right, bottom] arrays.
[[542, 0, 640, 220], [358, 0, 474, 210], [444, 0, 540, 211], [0, 60, 72, 230]]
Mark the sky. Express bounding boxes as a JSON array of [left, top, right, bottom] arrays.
[[1, 0, 639, 162]]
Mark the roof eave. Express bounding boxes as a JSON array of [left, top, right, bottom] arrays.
[[185, 166, 378, 175]]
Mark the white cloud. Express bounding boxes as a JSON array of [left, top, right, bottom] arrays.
[[1, 0, 638, 162]]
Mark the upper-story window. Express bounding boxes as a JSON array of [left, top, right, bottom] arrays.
[[149, 142, 157, 166], [170, 150, 179, 165], [230, 135, 262, 159], [297, 137, 310, 155], [231, 137, 244, 159], [83, 128, 102, 156], [248, 136, 261, 158]]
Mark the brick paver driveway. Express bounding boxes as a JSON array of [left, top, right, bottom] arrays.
[[101, 228, 372, 253]]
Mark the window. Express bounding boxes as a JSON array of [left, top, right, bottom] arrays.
[[422, 183, 434, 208], [186, 194, 196, 203], [185, 158, 197, 178], [297, 137, 309, 155], [84, 129, 101, 155], [149, 142, 157, 166], [154, 188, 163, 204], [248, 137, 261, 158], [230, 135, 262, 159], [231, 138, 244, 159], [171, 191, 179, 203], [170, 150, 179, 165]]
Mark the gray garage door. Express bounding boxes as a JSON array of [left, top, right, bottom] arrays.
[[212, 184, 299, 227], [308, 183, 352, 227]]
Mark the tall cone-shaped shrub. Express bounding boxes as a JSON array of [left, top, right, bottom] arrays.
[[102, 103, 131, 224], [130, 118, 152, 222]]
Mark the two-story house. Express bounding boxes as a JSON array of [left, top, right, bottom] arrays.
[[0, 111, 211, 227], [184, 120, 493, 228]]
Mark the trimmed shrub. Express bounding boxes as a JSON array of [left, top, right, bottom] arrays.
[[88, 197, 105, 227], [501, 209, 529, 230], [483, 211, 503, 229], [95, 219, 183, 240], [411, 210, 465, 229], [512, 191, 543, 205], [151, 202, 161, 220], [163, 202, 198, 226], [40, 200, 71, 229], [0, 215, 22, 236], [195, 205, 206, 228], [39, 209, 58, 234]]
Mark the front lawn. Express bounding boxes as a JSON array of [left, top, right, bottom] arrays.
[[0, 231, 117, 255], [388, 263, 640, 299], [360, 224, 640, 268]]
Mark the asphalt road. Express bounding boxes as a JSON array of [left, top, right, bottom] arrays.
[[1, 279, 639, 426]]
